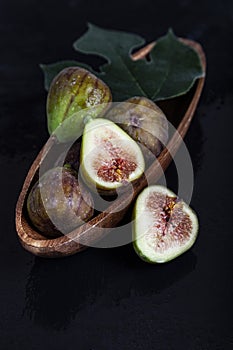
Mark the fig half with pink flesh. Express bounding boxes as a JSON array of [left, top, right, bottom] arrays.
[[133, 185, 198, 263], [80, 118, 145, 192]]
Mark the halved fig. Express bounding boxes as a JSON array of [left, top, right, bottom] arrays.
[[133, 185, 198, 263], [80, 118, 145, 192]]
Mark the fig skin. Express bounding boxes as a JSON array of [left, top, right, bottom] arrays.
[[27, 167, 94, 238], [133, 185, 199, 263], [47, 67, 112, 135], [105, 96, 168, 159], [54, 139, 81, 173]]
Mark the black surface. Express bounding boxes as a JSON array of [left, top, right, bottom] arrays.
[[1, 0, 233, 349]]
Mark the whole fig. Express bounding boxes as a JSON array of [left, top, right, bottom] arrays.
[[105, 97, 168, 159], [54, 139, 81, 173], [27, 167, 94, 238], [47, 66, 112, 136]]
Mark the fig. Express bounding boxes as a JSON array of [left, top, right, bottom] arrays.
[[54, 139, 81, 173], [80, 118, 145, 192], [105, 97, 168, 159], [47, 67, 112, 135], [133, 185, 198, 263], [27, 167, 94, 238]]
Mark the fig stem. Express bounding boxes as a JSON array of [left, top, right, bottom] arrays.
[[83, 114, 94, 125]]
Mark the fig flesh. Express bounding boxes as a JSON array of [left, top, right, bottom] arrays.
[[133, 186, 198, 263], [47, 67, 112, 135], [80, 118, 145, 192], [27, 167, 94, 238], [105, 97, 168, 159]]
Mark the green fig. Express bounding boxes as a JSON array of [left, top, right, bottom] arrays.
[[105, 97, 168, 159], [133, 186, 199, 263], [27, 167, 94, 238], [80, 118, 145, 193], [47, 67, 112, 136]]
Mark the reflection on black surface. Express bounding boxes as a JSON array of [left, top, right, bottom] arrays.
[[24, 253, 102, 330], [24, 247, 196, 331], [102, 246, 197, 301], [136, 252, 197, 294]]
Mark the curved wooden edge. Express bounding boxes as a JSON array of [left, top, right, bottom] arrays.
[[131, 42, 156, 60], [15, 38, 206, 258], [131, 38, 207, 72]]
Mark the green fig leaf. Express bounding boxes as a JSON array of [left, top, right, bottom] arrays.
[[41, 24, 204, 101]]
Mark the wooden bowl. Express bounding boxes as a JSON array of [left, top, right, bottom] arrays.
[[15, 39, 206, 258]]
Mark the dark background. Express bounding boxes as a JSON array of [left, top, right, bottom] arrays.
[[1, 0, 233, 349]]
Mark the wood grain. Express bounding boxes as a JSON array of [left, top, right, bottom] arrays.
[[15, 39, 206, 258]]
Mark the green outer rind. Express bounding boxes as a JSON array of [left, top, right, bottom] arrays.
[[132, 185, 199, 264], [40, 61, 94, 91], [46, 66, 112, 136]]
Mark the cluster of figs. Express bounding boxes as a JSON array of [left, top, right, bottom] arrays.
[[27, 67, 198, 263]]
